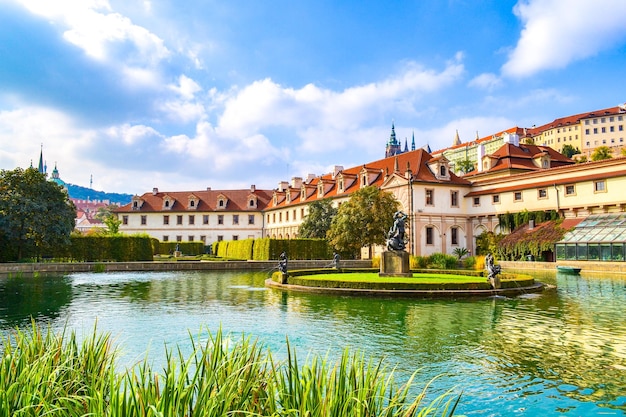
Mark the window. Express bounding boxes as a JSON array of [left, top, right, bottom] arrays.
[[425, 189, 434, 206], [585, 120, 589, 125], [602, 127, 606, 133], [272, 213, 276, 223], [620, 125, 624, 131], [233, 214, 239, 225], [585, 129, 590, 135], [565, 185, 575, 195], [188, 236, 194, 241], [233, 235, 239, 241], [593, 128, 598, 134], [450, 191, 458, 207], [426, 227, 434, 245], [594, 180, 606, 193], [203, 215, 209, 225], [286, 211, 289, 221], [219, 199, 225, 208], [279, 213, 282, 222], [538, 189, 547, 199], [176, 235, 182, 242], [451, 227, 458, 245], [163, 215, 169, 225], [218, 215, 224, 225], [593, 119, 598, 124], [248, 215, 255, 225], [514, 191, 522, 201], [189, 200, 194, 207], [249, 198, 255, 207], [140, 215, 147, 225], [473, 197, 480, 206], [492, 195, 500, 204], [200, 235, 206, 243], [122, 215, 128, 225], [601, 117, 606, 123], [611, 126, 615, 132], [188, 215, 195, 225], [217, 235, 223, 241], [439, 165, 446, 176], [177, 215, 183, 225], [163, 235, 169, 242]]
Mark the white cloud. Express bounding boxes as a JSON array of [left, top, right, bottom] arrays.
[[14, 0, 169, 68], [106, 123, 160, 145], [503, 0, 626, 77], [468, 73, 502, 91]]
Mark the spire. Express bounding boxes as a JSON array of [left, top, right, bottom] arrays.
[[403, 138, 408, 152], [453, 130, 461, 146], [394, 156, 399, 172], [388, 121, 398, 145], [38, 144, 44, 174], [411, 131, 416, 151]]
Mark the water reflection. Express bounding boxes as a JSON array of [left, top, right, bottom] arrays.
[[1, 270, 625, 415]]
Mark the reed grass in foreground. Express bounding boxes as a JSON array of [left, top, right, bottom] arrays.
[[1, 323, 461, 416]]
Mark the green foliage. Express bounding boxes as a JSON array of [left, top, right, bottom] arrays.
[[498, 209, 559, 233], [561, 144, 581, 158], [427, 253, 458, 269], [0, 167, 76, 261], [213, 238, 332, 260], [453, 247, 469, 260], [475, 231, 503, 256], [456, 159, 475, 174], [463, 256, 477, 269], [591, 145, 613, 161], [1, 324, 461, 416], [66, 235, 154, 261], [327, 186, 400, 256], [154, 241, 205, 256], [497, 219, 566, 260], [298, 198, 338, 238]]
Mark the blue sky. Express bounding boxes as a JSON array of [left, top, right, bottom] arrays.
[[1, 0, 625, 195]]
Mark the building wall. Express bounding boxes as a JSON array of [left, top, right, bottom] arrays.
[[580, 112, 626, 158]]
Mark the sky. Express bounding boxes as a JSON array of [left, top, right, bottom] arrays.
[[1, 0, 625, 195]]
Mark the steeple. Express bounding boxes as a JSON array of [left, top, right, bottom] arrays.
[[453, 130, 461, 146], [38, 144, 45, 174], [403, 138, 408, 153], [411, 131, 416, 151], [385, 121, 403, 158]]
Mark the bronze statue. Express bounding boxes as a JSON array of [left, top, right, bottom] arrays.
[[386, 211, 408, 251]]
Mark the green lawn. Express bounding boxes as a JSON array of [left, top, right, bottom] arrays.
[[301, 272, 490, 284]]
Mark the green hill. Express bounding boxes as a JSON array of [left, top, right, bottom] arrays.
[[66, 183, 133, 205]]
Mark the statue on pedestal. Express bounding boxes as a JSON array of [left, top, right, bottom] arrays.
[[485, 253, 501, 289], [386, 211, 408, 251]]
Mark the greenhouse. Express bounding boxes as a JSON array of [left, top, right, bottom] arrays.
[[556, 213, 626, 261]]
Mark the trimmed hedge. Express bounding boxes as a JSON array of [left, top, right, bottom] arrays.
[[68, 236, 153, 262], [215, 238, 333, 260], [154, 241, 205, 256]]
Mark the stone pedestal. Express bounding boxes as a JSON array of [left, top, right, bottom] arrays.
[[174, 251, 182, 258], [379, 251, 412, 277]]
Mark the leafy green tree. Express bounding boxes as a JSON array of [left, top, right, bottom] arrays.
[[0, 167, 76, 261], [591, 146, 613, 161], [298, 198, 337, 238], [561, 144, 581, 158], [327, 186, 400, 257], [456, 159, 474, 174], [95, 204, 122, 235]]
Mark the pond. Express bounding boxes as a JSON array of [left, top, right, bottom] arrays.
[[1, 269, 625, 416]]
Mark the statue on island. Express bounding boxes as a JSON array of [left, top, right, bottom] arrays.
[[386, 211, 408, 251], [485, 253, 501, 289], [278, 251, 288, 274]]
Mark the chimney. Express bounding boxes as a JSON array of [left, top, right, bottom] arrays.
[[152, 187, 158, 195], [306, 173, 316, 183], [332, 165, 343, 178], [290, 177, 302, 189], [278, 181, 289, 192], [250, 184, 256, 192], [206, 186, 211, 191]]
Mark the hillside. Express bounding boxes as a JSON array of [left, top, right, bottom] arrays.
[[66, 183, 133, 205]]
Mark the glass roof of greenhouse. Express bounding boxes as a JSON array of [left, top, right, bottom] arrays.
[[559, 213, 626, 243]]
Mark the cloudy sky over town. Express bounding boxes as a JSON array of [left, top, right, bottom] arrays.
[[1, 0, 625, 194]]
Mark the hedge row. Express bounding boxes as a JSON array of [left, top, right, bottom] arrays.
[[67, 236, 153, 262], [153, 241, 206, 256], [214, 238, 333, 260]]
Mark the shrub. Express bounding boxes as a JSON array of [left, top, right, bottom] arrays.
[[427, 253, 458, 269]]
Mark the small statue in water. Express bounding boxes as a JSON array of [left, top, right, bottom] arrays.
[[485, 253, 501, 289], [386, 211, 408, 251], [333, 252, 340, 269]]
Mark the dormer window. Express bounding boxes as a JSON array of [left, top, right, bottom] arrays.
[[286, 191, 291, 203], [440, 165, 446, 177], [131, 196, 144, 210], [248, 195, 257, 208], [361, 174, 367, 187], [187, 194, 199, 210], [301, 187, 306, 200], [217, 194, 228, 209], [338, 178, 344, 193], [162, 195, 175, 210], [317, 182, 324, 197]]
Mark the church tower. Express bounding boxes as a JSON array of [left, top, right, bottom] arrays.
[[385, 122, 403, 158]]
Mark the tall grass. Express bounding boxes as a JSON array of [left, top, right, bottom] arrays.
[[1, 324, 461, 416]]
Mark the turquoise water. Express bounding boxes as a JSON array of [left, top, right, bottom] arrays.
[[1, 270, 625, 416]]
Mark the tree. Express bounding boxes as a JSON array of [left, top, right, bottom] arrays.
[[591, 146, 613, 161], [456, 159, 474, 174], [327, 186, 400, 257], [0, 167, 76, 261], [561, 144, 581, 158], [95, 204, 122, 235], [298, 198, 337, 238]]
